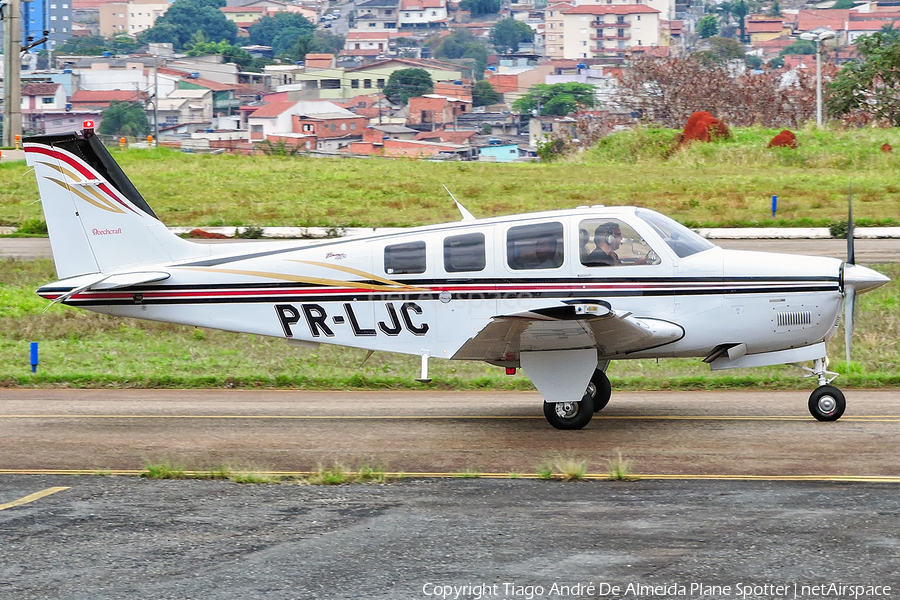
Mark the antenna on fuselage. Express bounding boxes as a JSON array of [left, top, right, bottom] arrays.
[[443, 185, 476, 222]]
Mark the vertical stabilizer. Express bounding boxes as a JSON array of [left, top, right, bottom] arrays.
[[25, 127, 201, 279]]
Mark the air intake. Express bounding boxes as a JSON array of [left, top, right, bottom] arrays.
[[776, 311, 812, 327]]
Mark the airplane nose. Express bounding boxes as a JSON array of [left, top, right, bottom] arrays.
[[843, 263, 891, 295]]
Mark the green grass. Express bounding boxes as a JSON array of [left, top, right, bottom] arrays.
[[2, 125, 900, 229], [0, 259, 897, 390]]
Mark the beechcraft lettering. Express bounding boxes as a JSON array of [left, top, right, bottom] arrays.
[[275, 302, 429, 338], [24, 124, 890, 429]]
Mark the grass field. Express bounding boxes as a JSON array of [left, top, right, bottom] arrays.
[[1, 125, 899, 230], [1, 259, 896, 390]]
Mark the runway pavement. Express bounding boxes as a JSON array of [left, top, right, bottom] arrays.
[[1, 388, 898, 477], [2, 237, 899, 263]]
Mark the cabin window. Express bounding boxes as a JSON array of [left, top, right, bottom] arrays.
[[636, 209, 714, 258], [444, 233, 485, 273], [579, 218, 660, 267], [385, 241, 426, 274], [507, 222, 564, 270]]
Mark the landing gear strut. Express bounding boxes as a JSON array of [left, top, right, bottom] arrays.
[[797, 357, 846, 421]]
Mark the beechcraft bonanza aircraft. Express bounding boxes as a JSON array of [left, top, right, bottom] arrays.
[[25, 124, 890, 429]]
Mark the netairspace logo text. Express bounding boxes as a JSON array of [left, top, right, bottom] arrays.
[[421, 581, 892, 600]]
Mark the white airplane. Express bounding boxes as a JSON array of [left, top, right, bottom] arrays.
[[24, 124, 890, 429]]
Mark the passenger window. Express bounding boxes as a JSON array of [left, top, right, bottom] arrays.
[[384, 241, 426, 274], [507, 222, 564, 270], [579, 218, 660, 267], [444, 233, 485, 273]]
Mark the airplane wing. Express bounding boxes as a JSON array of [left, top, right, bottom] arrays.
[[451, 300, 684, 363]]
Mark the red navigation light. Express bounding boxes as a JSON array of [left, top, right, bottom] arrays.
[[83, 120, 95, 130]]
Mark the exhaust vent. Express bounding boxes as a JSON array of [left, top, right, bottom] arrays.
[[776, 311, 812, 327]]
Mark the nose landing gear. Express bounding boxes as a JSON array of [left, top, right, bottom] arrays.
[[795, 357, 845, 421]]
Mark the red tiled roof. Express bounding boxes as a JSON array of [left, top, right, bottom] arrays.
[[247, 101, 297, 118], [564, 5, 659, 15], [21, 83, 61, 96], [847, 19, 900, 30], [346, 31, 391, 40], [70, 90, 146, 103], [747, 19, 785, 33], [796, 9, 849, 32], [400, 0, 445, 9]]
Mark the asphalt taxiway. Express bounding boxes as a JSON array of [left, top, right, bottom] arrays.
[[1, 388, 898, 477]]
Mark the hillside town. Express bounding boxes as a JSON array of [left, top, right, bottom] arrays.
[[1, 0, 897, 159]]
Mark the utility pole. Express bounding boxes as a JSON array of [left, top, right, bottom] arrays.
[[2, 0, 22, 147]]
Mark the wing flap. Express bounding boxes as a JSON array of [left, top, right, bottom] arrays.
[[452, 301, 684, 363]]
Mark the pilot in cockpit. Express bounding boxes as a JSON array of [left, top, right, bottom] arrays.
[[585, 222, 622, 266]]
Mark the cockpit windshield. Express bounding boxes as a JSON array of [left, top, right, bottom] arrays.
[[636, 209, 716, 259]]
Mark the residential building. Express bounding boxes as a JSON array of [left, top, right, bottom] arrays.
[[562, 4, 661, 59], [293, 113, 369, 138], [342, 31, 391, 57], [544, 2, 575, 60], [407, 94, 471, 127], [478, 143, 520, 162], [20, 83, 67, 112], [354, 0, 400, 31], [747, 18, 790, 45], [246, 100, 354, 140], [69, 89, 148, 110], [397, 0, 447, 30], [157, 89, 214, 125]]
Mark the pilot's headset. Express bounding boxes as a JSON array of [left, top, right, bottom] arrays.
[[597, 223, 620, 246]]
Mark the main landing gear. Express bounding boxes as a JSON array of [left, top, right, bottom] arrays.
[[543, 369, 611, 430], [798, 357, 846, 422]]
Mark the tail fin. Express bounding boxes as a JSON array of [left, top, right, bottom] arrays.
[[25, 127, 200, 279]]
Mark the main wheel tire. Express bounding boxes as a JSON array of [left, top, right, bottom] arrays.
[[808, 385, 846, 421], [543, 395, 594, 430], [583, 369, 612, 412]]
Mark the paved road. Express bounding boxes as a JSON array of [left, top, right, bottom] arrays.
[[2, 389, 898, 476], [3, 238, 898, 262], [1, 475, 898, 599]]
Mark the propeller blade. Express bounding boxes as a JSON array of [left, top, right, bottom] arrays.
[[844, 285, 855, 366], [847, 182, 855, 265]]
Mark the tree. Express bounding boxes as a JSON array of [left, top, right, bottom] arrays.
[[828, 28, 900, 125], [186, 38, 254, 67], [249, 12, 315, 48], [780, 39, 816, 55], [768, 0, 783, 17], [427, 30, 489, 77], [695, 36, 746, 66], [138, 0, 237, 49], [512, 83, 596, 116], [53, 34, 138, 56], [99, 102, 150, 137], [697, 14, 720, 39], [383, 68, 434, 104], [490, 18, 534, 53], [733, 0, 749, 42], [459, 0, 500, 17], [473, 80, 499, 107], [617, 54, 821, 128]]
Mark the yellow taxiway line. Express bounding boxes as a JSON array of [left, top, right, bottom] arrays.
[[0, 487, 69, 511], [1, 414, 899, 421], [0, 470, 898, 483]]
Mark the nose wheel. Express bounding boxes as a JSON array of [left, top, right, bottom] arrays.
[[808, 385, 846, 421]]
